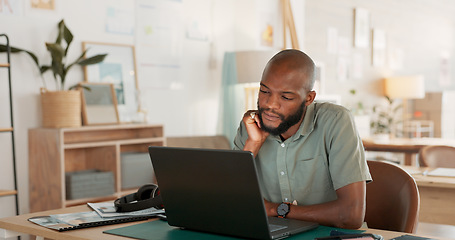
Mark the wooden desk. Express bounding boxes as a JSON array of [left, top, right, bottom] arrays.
[[401, 166, 455, 226], [363, 137, 455, 165], [0, 205, 438, 240]]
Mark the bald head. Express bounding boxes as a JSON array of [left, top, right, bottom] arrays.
[[262, 49, 316, 92]]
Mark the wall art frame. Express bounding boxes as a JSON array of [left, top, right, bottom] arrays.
[[80, 82, 119, 125], [82, 42, 139, 123]]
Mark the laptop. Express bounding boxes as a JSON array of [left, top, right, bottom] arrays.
[[148, 146, 319, 240]]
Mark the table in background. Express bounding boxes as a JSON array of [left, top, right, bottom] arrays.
[[0, 205, 437, 240], [401, 166, 455, 226], [362, 137, 455, 165]]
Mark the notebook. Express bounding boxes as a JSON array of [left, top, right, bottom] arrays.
[[148, 146, 319, 240]]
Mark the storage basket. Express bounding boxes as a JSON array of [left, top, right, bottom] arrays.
[[41, 88, 82, 128], [65, 169, 115, 200]]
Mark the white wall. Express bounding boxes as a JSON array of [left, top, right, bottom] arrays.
[[304, 0, 455, 110]]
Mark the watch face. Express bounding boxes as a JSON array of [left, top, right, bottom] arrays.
[[277, 203, 290, 216]]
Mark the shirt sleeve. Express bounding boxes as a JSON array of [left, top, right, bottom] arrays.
[[326, 108, 372, 190], [233, 121, 247, 151]]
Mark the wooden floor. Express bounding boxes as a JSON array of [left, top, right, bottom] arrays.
[[416, 222, 455, 239]]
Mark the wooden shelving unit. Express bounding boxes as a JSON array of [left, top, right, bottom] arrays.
[[28, 124, 165, 212], [0, 33, 19, 216]]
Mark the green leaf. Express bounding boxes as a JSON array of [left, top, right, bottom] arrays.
[[0, 44, 40, 71], [61, 66, 68, 90], [78, 54, 107, 65], [62, 20, 73, 56], [40, 65, 52, 74], [51, 59, 64, 80], [64, 49, 87, 77], [46, 43, 65, 64], [385, 95, 393, 104], [47, 42, 65, 82], [56, 20, 64, 45], [74, 49, 88, 64]]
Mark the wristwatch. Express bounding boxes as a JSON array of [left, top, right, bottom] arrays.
[[277, 202, 291, 218]]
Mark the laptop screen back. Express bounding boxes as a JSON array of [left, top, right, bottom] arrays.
[[149, 146, 272, 239]]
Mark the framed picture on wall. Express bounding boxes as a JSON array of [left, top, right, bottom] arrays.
[[82, 42, 139, 123], [353, 7, 370, 48], [80, 83, 119, 125]]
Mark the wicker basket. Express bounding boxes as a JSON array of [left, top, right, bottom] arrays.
[[41, 89, 82, 128]]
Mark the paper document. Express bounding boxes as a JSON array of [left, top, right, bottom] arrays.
[[427, 168, 455, 177], [28, 211, 151, 232], [88, 202, 164, 218], [28, 202, 165, 232]]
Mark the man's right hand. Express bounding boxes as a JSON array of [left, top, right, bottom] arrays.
[[242, 110, 269, 156]]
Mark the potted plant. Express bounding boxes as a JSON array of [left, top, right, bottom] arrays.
[[0, 19, 107, 128], [370, 96, 402, 139]]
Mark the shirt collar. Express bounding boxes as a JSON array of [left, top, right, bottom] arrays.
[[298, 102, 316, 137]]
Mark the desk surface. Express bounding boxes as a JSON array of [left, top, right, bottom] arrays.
[[0, 205, 439, 240], [363, 137, 455, 147], [400, 165, 455, 226], [362, 137, 455, 152], [362, 137, 455, 165], [400, 166, 455, 188]]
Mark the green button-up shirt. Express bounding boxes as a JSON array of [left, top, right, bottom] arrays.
[[233, 102, 372, 205]]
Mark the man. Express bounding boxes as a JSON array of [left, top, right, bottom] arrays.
[[233, 49, 371, 229]]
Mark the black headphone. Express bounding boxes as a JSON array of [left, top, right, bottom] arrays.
[[114, 183, 164, 212]]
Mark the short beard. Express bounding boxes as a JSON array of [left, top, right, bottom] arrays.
[[257, 100, 306, 136]]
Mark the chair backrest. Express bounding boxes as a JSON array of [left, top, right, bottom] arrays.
[[365, 160, 420, 233], [418, 145, 455, 168]]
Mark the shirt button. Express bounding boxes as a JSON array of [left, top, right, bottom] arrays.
[[281, 143, 285, 147], [280, 171, 285, 176]]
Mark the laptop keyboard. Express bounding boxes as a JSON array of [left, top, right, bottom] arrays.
[[269, 224, 288, 232]]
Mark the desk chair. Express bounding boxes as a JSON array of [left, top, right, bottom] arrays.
[[418, 145, 455, 168], [365, 160, 420, 233]]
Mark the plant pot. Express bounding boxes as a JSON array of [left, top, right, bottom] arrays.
[[41, 89, 81, 128]]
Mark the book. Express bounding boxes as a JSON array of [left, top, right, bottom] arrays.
[[28, 202, 165, 232]]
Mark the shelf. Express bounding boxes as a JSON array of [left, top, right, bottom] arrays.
[[0, 128, 13, 132], [62, 124, 164, 144], [0, 190, 17, 197], [29, 124, 165, 212], [0, 63, 10, 67], [64, 137, 166, 149]]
